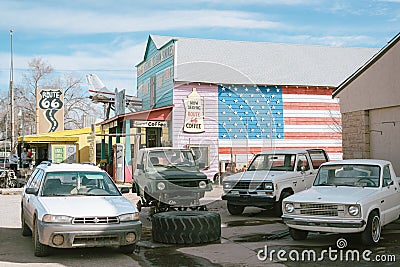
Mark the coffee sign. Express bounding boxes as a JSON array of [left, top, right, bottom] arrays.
[[183, 88, 205, 133]]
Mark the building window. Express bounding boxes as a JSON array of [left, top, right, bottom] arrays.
[[187, 145, 209, 168]]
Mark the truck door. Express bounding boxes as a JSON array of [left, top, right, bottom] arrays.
[[297, 154, 314, 189], [381, 165, 400, 224]]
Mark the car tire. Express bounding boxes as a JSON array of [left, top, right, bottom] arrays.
[[152, 211, 221, 244], [361, 211, 381, 245], [227, 203, 244, 215], [119, 244, 136, 254], [21, 211, 32, 236], [274, 191, 292, 217], [289, 227, 308, 240], [33, 220, 50, 257]]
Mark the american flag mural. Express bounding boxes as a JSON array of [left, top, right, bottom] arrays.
[[218, 85, 284, 140], [218, 84, 342, 162]]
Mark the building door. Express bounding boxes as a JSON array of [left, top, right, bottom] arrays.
[[146, 128, 161, 148]]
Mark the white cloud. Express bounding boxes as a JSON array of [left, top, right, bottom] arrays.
[[0, 6, 282, 34]]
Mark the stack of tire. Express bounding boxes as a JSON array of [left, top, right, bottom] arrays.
[[152, 211, 221, 244]]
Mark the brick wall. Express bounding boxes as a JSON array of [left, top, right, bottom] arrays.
[[342, 110, 370, 159]]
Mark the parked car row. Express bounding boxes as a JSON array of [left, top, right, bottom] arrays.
[[20, 146, 400, 257], [222, 148, 400, 245]]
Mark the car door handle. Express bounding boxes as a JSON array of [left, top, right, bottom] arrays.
[[381, 200, 385, 203]]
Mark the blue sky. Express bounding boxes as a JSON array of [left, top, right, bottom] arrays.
[[0, 0, 399, 96]]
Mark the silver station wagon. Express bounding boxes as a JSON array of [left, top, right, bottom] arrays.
[[21, 162, 142, 256]]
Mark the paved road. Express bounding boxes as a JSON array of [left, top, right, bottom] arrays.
[[1, 188, 400, 266]]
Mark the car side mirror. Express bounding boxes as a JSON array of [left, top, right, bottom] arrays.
[[386, 180, 394, 187], [120, 187, 130, 194], [137, 163, 144, 170], [25, 187, 38, 195]]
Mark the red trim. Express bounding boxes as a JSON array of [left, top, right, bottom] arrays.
[[124, 105, 173, 121]]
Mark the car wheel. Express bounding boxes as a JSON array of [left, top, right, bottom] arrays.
[[33, 220, 50, 257], [274, 191, 292, 217], [227, 203, 244, 215], [289, 227, 308, 240], [361, 211, 381, 245], [119, 244, 136, 254], [21, 211, 32, 236], [152, 211, 221, 244]]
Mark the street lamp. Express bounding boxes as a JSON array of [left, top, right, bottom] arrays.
[[9, 29, 15, 150]]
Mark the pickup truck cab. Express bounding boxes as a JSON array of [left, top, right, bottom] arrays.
[[282, 159, 400, 245], [133, 147, 212, 212], [222, 149, 328, 216]]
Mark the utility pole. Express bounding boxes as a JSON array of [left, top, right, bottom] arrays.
[[9, 29, 15, 151]]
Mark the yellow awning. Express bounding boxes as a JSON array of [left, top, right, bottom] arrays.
[[18, 126, 101, 143]]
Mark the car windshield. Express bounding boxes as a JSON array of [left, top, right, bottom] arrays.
[[247, 154, 296, 171], [148, 150, 196, 168], [314, 164, 381, 188], [41, 171, 121, 196]]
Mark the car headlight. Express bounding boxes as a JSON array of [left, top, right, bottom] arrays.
[[119, 212, 140, 222], [199, 181, 207, 189], [157, 182, 166, 190], [264, 182, 273, 190], [42, 214, 73, 223], [223, 183, 231, 189], [348, 205, 360, 216], [285, 203, 295, 213]]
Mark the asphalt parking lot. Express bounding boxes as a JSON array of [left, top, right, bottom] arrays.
[[1, 187, 399, 266]]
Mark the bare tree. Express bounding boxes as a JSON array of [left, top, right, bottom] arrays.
[[13, 58, 101, 134]]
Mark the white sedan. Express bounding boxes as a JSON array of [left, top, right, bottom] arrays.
[[282, 159, 400, 245], [21, 162, 142, 256]]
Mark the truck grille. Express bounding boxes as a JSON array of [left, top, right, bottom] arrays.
[[72, 216, 119, 224], [169, 180, 208, 188], [299, 203, 339, 216], [232, 181, 263, 190]]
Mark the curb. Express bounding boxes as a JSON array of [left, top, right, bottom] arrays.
[[0, 188, 23, 195]]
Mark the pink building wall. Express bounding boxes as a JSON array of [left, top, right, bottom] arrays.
[[172, 83, 219, 179]]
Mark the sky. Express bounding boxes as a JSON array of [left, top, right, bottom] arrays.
[[0, 0, 399, 97]]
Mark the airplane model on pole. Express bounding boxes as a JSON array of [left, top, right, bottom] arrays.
[[86, 74, 142, 119]]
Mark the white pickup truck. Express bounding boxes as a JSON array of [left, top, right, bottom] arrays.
[[222, 149, 329, 216], [282, 159, 400, 245]]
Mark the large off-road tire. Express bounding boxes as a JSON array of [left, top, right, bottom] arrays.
[[289, 227, 308, 240], [227, 203, 244, 215], [152, 211, 221, 244], [33, 220, 50, 257], [361, 211, 381, 245], [21, 211, 32, 236], [274, 191, 292, 217]]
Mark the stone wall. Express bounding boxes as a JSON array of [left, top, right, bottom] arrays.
[[342, 110, 370, 159]]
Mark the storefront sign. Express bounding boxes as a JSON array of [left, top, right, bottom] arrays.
[[183, 88, 205, 133], [137, 44, 174, 77], [133, 121, 168, 128], [36, 88, 64, 134]]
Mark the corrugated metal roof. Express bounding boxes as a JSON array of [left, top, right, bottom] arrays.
[[149, 35, 378, 87]]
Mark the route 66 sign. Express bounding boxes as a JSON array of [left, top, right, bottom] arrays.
[[36, 88, 65, 133]]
